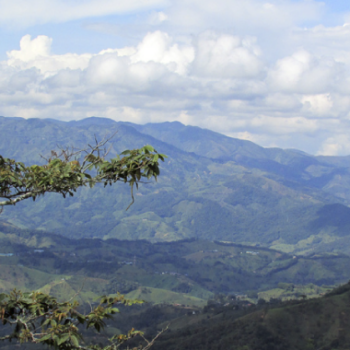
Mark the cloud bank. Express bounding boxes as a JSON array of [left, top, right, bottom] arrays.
[[1, 0, 350, 155]]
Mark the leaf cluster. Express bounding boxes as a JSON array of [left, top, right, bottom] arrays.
[[0, 142, 166, 208], [0, 288, 145, 350]]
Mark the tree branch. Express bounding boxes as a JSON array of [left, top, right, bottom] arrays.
[[0, 139, 166, 211]]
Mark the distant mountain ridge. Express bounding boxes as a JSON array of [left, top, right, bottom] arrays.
[[1, 116, 350, 255]]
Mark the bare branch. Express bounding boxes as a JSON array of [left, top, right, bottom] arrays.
[[140, 326, 169, 350], [68, 278, 87, 303], [0, 192, 36, 207]]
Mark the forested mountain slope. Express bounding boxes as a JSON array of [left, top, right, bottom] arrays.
[[2, 116, 350, 254], [153, 282, 350, 350]]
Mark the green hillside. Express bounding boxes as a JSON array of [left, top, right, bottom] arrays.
[[153, 282, 350, 350], [125, 287, 206, 307], [0, 223, 349, 301], [2, 116, 350, 254], [1, 223, 349, 350]]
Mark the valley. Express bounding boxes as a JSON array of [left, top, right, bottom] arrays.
[[0, 221, 347, 305], [0, 221, 347, 349]]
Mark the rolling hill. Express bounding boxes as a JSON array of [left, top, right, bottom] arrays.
[[0, 222, 350, 299]]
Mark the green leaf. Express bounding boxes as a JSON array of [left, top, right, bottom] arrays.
[[57, 334, 70, 345], [153, 154, 159, 162], [41, 319, 50, 327], [77, 315, 86, 324], [143, 145, 155, 152], [70, 335, 79, 347], [39, 334, 52, 342]]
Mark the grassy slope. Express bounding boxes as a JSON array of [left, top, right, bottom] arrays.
[[125, 287, 206, 307]]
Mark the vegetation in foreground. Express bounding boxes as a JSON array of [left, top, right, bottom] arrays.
[[0, 139, 166, 350]]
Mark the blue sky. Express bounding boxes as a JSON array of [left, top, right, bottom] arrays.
[[1, 0, 350, 155], [322, 0, 350, 13]]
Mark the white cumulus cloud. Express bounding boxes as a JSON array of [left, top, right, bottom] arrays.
[[7, 35, 91, 76], [267, 50, 343, 94], [191, 31, 263, 78], [3, 21, 350, 156]]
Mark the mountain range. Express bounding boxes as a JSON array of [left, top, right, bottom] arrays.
[[1, 116, 350, 255]]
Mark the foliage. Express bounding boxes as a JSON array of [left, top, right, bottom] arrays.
[[0, 288, 165, 350], [0, 136, 166, 209]]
